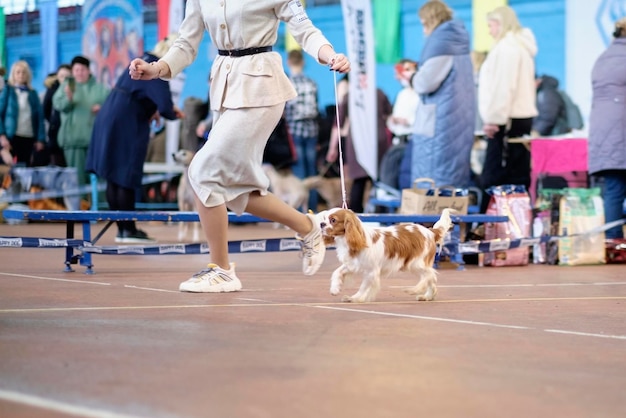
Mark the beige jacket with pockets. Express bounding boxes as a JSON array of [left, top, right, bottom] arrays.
[[161, 0, 331, 110]]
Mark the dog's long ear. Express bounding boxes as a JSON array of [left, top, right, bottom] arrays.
[[344, 211, 367, 256]]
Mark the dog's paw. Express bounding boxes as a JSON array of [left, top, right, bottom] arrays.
[[416, 287, 437, 301], [330, 285, 341, 296], [342, 293, 369, 303]]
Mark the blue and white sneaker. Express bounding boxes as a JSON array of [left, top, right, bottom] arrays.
[[296, 213, 326, 276], [179, 263, 242, 293]]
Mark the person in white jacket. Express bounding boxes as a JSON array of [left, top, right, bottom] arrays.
[[477, 5, 538, 211]]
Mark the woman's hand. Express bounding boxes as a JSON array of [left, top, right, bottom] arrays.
[[319, 45, 350, 73], [129, 58, 167, 80], [196, 121, 208, 138], [326, 146, 338, 163], [390, 116, 410, 126], [325, 129, 340, 163], [173, 106, 185, 119], [0, 134, 9, 148], [150, 111, 161, 125], [329, 53, 350, 73], [483, 123, 500, 138]]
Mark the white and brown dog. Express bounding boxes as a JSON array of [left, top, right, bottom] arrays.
[[172, 149, 201, 242], [318, 208, 453, 303]]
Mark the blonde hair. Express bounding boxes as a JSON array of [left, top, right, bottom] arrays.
[[614, 17, 626, 38], [8, 60, 33, 88], [419, 1, 453, 32], [152, 33, 178, 59], [487, 6, 522, 41]]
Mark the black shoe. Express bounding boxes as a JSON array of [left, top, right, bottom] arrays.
[[115, 229, 156, 244]]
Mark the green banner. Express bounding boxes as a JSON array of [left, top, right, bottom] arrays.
[[373, 0, 401, 64]]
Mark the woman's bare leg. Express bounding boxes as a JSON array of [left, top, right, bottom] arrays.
[[246, 191, 324, 275], [245, 191, 313, 235], [194, 194, 230, 269]]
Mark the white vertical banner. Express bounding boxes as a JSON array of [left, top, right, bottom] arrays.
[[341, 0, 378, 179], [164, 0, 186, 163], [565, 0, 621, 127], [168, 0, 185, 34]]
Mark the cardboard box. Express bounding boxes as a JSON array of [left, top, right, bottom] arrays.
[[400, 178, 468, 215]]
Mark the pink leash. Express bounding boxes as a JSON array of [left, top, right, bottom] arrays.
[[332, 70, 349, 209]]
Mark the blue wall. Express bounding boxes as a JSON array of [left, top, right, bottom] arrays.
[[5, 0, 567, 111]]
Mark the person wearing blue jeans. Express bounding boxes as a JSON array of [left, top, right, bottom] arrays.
[[601, 171, 626, 239], [285, 49, 320, 211]]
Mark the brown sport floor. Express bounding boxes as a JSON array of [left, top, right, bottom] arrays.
[[0, 220, 625, 418]]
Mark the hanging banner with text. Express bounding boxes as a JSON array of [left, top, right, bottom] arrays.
[[341, 0, 377, 180]]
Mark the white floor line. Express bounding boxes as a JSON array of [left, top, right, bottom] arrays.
[[312, 305, 626, 341], [313, 305, 530, 330], [124, 285, 179, 293], [0, 389, 140, 418], [235, 297, 276, 303], [390, 282, 626, 289], [121, 285, 303, 293], [237, 288, 303, 292], [0, 272, 111, 286], [544, 329, 626, 341]]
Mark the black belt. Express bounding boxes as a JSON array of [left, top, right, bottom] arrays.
[[217, 46, 272, 57]]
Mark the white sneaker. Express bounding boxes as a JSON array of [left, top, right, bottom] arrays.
[[179, 263, 242, 293], [296, 213, 325, 276]]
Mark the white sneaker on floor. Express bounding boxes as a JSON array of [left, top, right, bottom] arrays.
[[179, 263, 242, 293], [296, 213, 326, 276]]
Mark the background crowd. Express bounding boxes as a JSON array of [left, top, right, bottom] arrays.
[[0, 0, 623, 240]]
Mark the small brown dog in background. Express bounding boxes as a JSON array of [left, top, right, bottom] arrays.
[[263, 164, 309, 211], [302, 175, 348, 209], [263, 164, 349, 213], [172, 149, 201, 242]]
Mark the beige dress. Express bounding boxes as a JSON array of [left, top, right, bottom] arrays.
[[161, 0, 331, 213]]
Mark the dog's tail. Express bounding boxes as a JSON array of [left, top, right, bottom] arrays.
[[431, 208, 454, 244]]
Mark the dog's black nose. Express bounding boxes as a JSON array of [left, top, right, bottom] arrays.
[[320, 222, 326, 229]]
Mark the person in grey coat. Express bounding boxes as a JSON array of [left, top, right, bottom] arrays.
[[399, 0, 475, 189], [588, 18, 626, 239]]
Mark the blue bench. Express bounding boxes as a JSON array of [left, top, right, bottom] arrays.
[[1, 208, 509, 274]]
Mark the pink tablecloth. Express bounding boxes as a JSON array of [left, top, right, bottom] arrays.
[[530, 138, 588, 201]]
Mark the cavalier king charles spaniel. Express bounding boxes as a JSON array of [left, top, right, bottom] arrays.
[[318, 208, 453, 303]]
